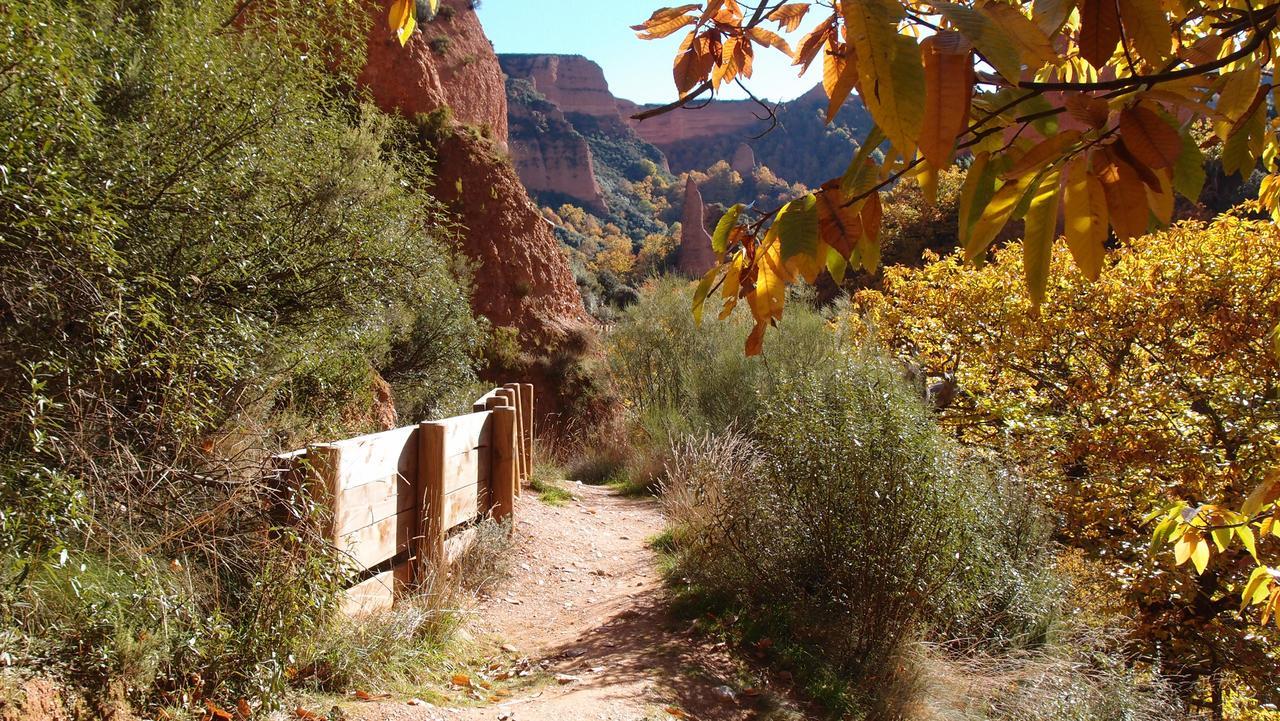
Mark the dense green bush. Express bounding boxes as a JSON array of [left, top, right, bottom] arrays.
[[1, 0, 481, 713], [608, 278, 838, 437], [659, 357, 1058, 715], [611, 280, 1060, 717]]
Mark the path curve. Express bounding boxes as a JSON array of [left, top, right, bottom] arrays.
[[351, 482, 803, 721]]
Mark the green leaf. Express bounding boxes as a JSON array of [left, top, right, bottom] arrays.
[[1010, 166, 1051, 220], [1238, 523, 1258, 560], [826, 246, 850, 284], [1221, 104, 1264, 178], [1032, 0, 1076, 34], [1211, 525, 1233, 552], [712, 204, 744, 255], [691, 266, 718, 326], [776, 194, 820, 262], [966, 168, 1038, 261], [1142, 503, 1172, 524], [1150, 515, 1177, 554], [958, 151, 997, 248], [1172, 123, 1206, 201], [841, 126, 886, 195]]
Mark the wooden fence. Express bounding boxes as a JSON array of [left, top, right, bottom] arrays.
[[274, 384, 534, 614]]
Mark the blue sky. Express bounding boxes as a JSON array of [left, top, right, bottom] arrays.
[[475, 1, 823, 104]]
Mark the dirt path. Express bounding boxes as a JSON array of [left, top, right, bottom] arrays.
[[351, 483, 804, 721]]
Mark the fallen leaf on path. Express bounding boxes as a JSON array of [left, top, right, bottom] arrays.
[[236, 699, 252, 719], [665, 706, 693, 719], [406, 698, 427, 706], [204, 701, 233, 720], [554, 674, 580, 684], [451, 673, 472, 687], [293, 708, 323, 720]]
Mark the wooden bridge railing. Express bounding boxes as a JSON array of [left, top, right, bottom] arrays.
[[274, 383, 534, 614]]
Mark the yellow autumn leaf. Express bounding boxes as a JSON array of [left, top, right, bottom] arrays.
[[1062, 158, 1108, 281], [966, 171, 1037, 261], [1117, 0, 1170, 65], [841, 0, 924, 156], [1022, 167, 1062, 307], [389, 0, 417, 45], [1190, 534, 1211, 574]]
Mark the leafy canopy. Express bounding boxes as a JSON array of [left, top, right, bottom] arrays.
[[630, 0, 1278, 354]]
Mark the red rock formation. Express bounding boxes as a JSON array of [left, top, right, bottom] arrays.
[[676, 178, 717, 277], [359, 0, 508, 143], [500, 55, 622, 120], [625, 98, 766, 148], [432, 132, 590, 339], [506, 88, 607, 213], [356, 0, 597, 423], [731, 142, 756, 176]]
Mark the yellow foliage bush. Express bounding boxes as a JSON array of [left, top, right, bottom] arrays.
[[857, 214, 1280, 705]]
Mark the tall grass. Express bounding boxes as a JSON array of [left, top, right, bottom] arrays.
[[293, 519, 512, 696]]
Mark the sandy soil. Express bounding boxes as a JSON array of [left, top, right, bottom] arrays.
[[347, 483, 805, 721]]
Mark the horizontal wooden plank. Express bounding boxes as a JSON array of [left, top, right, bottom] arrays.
[[443, 526, 478, 565], [329, 425, 418, 491], [342, 570, 394, 615], [337, 508, 414, 571], [442, 483, 480, 532], [431, 412, 492, 457], [341, 561, 412, 615], [334, 474, 414, 537], [442, 446, 491, 496]]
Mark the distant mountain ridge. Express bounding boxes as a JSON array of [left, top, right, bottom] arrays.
[[498, 53, 874, 213]]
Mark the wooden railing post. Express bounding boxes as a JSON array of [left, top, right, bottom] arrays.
[[491, 405, 517, 531], [502, 384, 527, 493], [520, 383, 534, 483], [416, 421, 446, 583]]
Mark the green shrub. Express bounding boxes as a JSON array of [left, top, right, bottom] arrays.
[[0, 0, 481, 712], [607, 278, 840, 439], [660, 355, 1060, 716], [530, 458, 575, 506], [610, 281, 1060, 716]]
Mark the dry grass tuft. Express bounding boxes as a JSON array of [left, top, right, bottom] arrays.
[[913, 634, 1184, 721]]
